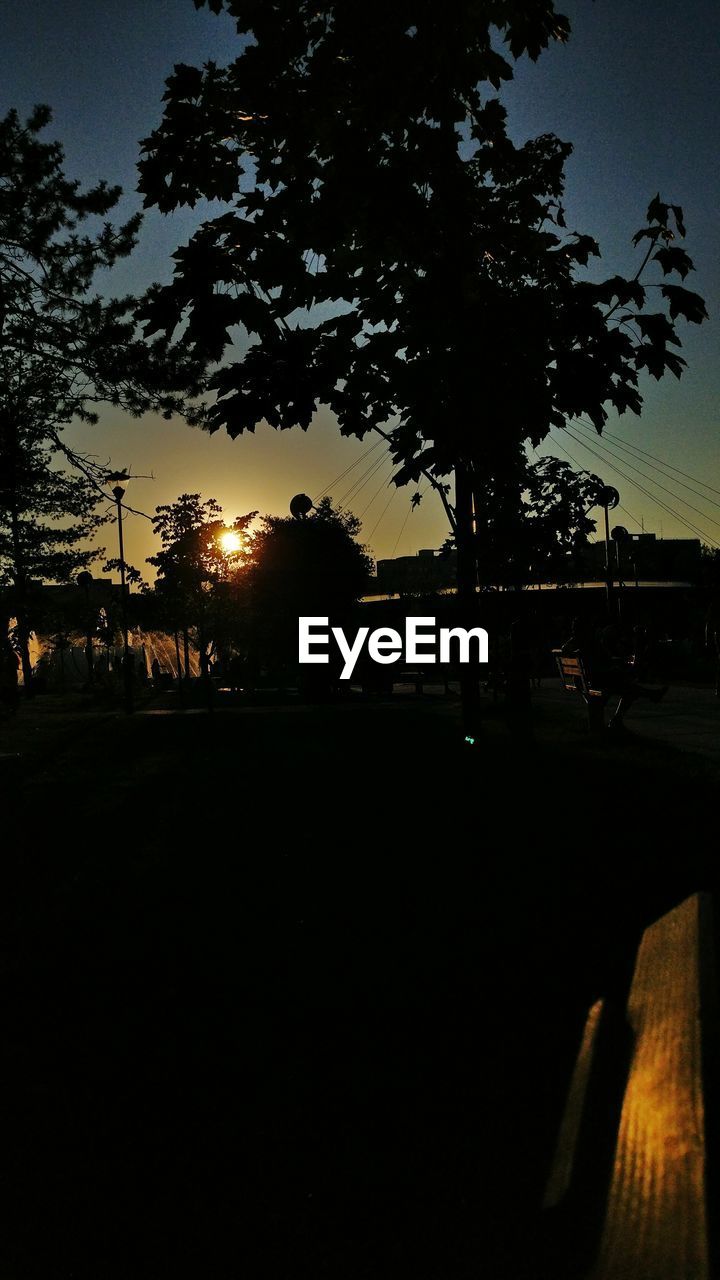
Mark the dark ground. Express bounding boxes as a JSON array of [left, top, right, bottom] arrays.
[[1, 689, 716, 1278]]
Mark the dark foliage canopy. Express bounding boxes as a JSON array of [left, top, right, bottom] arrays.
[[477, 455, 605, 586], [249, 497, 373, 614], [0, 105, 206, 433], [139, 1, 707, 492], [147, 492, 255, 647], [0, 106, 209, 626], [246, 497, 374, 672], [0, 419, 105, 589]]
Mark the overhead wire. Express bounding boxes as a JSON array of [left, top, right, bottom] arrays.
[[546, 422, 705, 534], [565, 424, 720, 534], [617, 504, 643, 530], [577, 419, 720, 500], [314, 437, 383, 503], [357, 464, 396, 520], [367, 485, 400, 541], [573, 419, 720, 513], [542, 433, 588, 474], [562, 425, 717, 544], [322, 437, 384, 501], [559, 427, 720, 547], [336, 449, 391, 508], [389, 488, 424, 559]]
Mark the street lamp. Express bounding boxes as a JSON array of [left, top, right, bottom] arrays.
[[598, 485, 620, 617], [611, 525, 630, 620], [290, 493, 314, 520], [109, 473, 133, 714]]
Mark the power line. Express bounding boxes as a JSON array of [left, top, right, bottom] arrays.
[[567, 425, 720, 534], [563, 426, 718, 544], [548, 429, 700, 534], [577, 419, 720, 500], [544, 434, 589, 474], [336, 449, 390, 508], [341, 453, 393, 509], [315, 437, 382, 501], [537, 435, 641, 537], [574, 419, 720, 512], [561, 427, 720, 547], [368, 485, 399, 541], [358, 465, 395, 519], [617, 503, 642, 530], [389, 494, 419, 559], [314, 437, 383, 503]]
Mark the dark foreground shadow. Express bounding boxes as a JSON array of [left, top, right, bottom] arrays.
[[1, 704, 712, 1278]]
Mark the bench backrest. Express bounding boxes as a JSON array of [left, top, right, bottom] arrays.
[[553, 649, 591, 694], [543, 892, 713, 1278]]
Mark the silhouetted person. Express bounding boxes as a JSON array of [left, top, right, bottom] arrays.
[[151, 657, 161, 688], [566, 616, 666, 732]]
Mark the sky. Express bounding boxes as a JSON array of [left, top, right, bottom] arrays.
[[1, 0, 719, 576]]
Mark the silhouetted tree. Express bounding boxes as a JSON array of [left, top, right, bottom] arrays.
[[461, 455, 605, 588], [0, 105, 207, 690], [102, 559, 147, 592], [0, 412, 106, 689], [147, 493, 254, 675], [0, 106, 206, 426], [138, 3, 707, 724], [247, 497, 373, 686]]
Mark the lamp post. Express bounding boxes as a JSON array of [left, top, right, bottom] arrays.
[[611, 525, 630, 621], [598, 485, 620, 617], [110, 476, 133, 714]]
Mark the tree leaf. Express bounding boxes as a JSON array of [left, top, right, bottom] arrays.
[[661, 285, 709, 324], [653, 246, 694, 279]]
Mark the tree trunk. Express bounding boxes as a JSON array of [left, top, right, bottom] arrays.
[[174, 630, 184, 699], [5, 412, 34, 697], [15, 622, 33, 694], [200, 644, 214, 713], [9, 507, 34, 697], [183, 628, 191, 680]]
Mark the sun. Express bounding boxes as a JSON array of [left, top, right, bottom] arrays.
[[220, 530, 243, 555]]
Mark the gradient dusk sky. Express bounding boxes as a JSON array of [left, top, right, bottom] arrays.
[[2, 0, 718, 576]]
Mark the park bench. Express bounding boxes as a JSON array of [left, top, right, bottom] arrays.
[[553, 648, 606, 731], [541, 891, 716, 1278]]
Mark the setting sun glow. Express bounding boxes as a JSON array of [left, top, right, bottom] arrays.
[[220, 531, 243, 555]]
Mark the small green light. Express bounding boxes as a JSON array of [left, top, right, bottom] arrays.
[[464, 735, 475, 745]]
